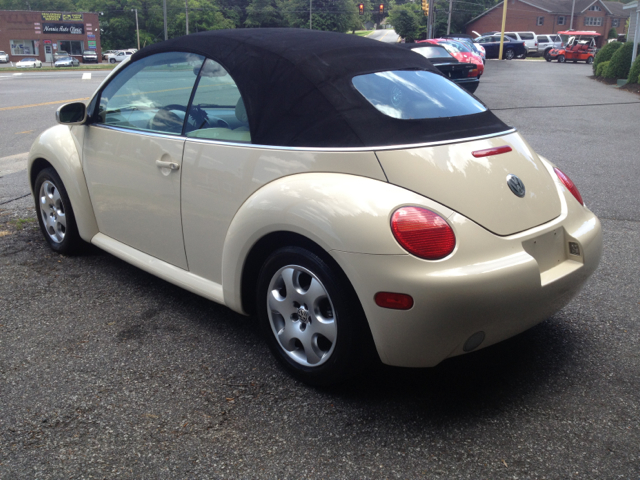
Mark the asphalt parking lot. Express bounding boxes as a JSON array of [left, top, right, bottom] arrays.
[[1, 59, 639, 478]]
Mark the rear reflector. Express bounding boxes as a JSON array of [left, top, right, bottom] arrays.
[[554, 167, 584, 205], [375, 292, 414, 310], [471, 145, 512, 158]]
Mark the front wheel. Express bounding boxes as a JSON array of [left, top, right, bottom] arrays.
[[504, 48, 515, 60], [586, 56, 594, 65], [109, 58, 116, 64], [544, 50, 552, 62], [257, 246, 374, 386], [558, 55, 565, 63], [34, 168, 83, 255]]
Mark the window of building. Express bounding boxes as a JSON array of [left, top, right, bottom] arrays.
[[612, 18, 620, 27], [10, 39, 40, 56], [587, 5, 602, 11], [558, 16, 566, 25], [537, 16, 544, 26], [58, 40, 84, 56], [584, 16, 603, 26]]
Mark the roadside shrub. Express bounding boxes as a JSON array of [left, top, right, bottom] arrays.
[[593, 41, 623, 75], [627, 53, 640, 84], [603, 42, 637, 79], [607, 28, 617, 39], [596, 61, 610, 77]]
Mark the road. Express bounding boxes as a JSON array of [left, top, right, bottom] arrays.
[[367, 29, 400, 43], [1, 61, 639, 478]]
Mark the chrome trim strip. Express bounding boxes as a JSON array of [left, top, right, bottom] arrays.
[[92, 124, 518, 152]]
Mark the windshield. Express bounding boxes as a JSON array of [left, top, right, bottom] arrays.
[[352, 70, 486, 120], [411, 46, 452, 59]]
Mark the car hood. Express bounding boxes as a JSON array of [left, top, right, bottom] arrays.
[[376, 132, 562, 236]]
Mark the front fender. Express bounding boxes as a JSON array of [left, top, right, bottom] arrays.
[[28, 124, 98, 242], [220, 172, 456, 313]]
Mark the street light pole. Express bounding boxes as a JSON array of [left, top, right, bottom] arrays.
[[569, 0, 576, 30], [447, 0, 453, 35], [309, 0, 312, 29], [131, 8, 140, 50]]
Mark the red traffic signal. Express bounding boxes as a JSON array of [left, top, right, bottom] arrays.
[[379, 3, 384, 14], [358, 3, 364, 14]]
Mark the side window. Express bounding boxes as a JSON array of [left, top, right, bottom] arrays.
[[520, 33, 535, 40], [97, 52, 204, 135], [184, 59, 251, 143], [538, 36, 549, 43]]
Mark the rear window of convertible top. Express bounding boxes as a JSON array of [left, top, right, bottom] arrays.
[[352, 70, 485, 120]]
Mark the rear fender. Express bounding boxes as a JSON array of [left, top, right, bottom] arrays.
[[220, 172, 455, 313], [28, 124, 99, 242]]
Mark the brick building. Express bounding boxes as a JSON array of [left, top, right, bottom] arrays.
[[465, 0, 629, 48], [0, 10, 101, 64]]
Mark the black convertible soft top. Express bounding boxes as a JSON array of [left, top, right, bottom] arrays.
[[132, 29, 509, 148]]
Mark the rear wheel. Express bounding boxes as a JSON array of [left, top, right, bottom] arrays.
[[586, 56, 594, 65], [109, 58, 116, 64], [34, 168, 83, 255], [544, 50, 552, 62], [504, 48, 515, 60], [558, 55, 565, 63], [257, 246, 374, 386]]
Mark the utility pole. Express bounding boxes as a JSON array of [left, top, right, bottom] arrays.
[[185, 0, 189, 35], [163, 0, 168, 40], [132, 9, 140, 50], [569, 0, 575, 30], [498, 0, 508, 60], [447, 0, 453, 35], [309, 0, 312, 29]]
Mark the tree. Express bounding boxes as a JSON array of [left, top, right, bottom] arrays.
[[245, 0, 286, 27], [283, 0, 357, 32], [388, 3, 422, 41], [607, 27, 617, 39]]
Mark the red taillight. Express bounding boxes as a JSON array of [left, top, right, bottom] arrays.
[[472, 145, 512, 158], [391, 207, 456, 260], [374, 292, 414, 310], [468, 68, 479, 77], [554, 167, 584, 205]]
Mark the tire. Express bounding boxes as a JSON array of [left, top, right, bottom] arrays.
[[109, 58, 116, 64], [544, 50, 552, 62], [256, 246, 375, 386], [586, 56, 593, 65], [34, 168, 83, 255], [558, 55, 565, 63], [504, 48, 515, 60]]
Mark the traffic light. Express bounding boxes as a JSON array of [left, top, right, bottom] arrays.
[[379, 3, 384, 14], [424, 1, 429, 16], [358, 3, 364, 14]]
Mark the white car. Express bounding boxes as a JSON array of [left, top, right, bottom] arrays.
[[28, 29, 602, 386], [16, 57, 42, 68], [0, 50, 9, 63], [105, 50, 133, 64]]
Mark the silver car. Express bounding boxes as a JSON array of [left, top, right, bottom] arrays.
[[0, 50, 9, 63], [54, 56, 80, 67], [537, 34, 564, 60]]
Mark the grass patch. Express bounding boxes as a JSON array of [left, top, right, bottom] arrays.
[[9, 218, 36, 230], [352, 30, 374, 37]]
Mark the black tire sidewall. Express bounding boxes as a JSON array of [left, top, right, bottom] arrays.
[[256, 246, 370, 386], [34, 168, 82, 254]]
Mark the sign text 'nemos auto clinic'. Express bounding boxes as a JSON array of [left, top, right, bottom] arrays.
[[42, 23, 85, 35]]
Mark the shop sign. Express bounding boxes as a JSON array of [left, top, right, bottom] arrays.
[[41, 12, 83, 21], [88, 41, 97, 48], [43, 23, 85, 35], [44, 40, 52, 44], [87, 23, 92, 27], [88, 34, 96, 39]]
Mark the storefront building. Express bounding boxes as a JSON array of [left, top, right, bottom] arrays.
[[0, 10, 101, 64]]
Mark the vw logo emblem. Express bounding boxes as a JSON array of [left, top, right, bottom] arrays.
[[297, 306, 309, 324], [506, 174, 526, 198]]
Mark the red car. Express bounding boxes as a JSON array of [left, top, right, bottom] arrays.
[[420, 39, 485, 77]]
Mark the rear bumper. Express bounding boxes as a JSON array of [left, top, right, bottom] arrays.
[[332, 192, 602, 368], [453, 78, 479, 94]]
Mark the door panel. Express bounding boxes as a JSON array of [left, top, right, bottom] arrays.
[[83, 126, 188, 269]]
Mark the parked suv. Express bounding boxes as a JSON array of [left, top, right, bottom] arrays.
[[82, 50, 99, 63], [504, 31, 538, 54], [536, 34, 563, 59]]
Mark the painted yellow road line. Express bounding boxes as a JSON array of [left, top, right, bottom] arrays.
[[0, 97, 90, 112], [15, 130, 34, 135]]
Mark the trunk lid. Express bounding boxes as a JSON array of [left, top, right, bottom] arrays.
[[376, 132, 561, 236]]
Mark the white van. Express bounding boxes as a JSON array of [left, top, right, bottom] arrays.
[[504, 31, 538, 54]]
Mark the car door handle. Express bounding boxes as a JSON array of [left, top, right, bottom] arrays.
[[156, 160, 180, 171]]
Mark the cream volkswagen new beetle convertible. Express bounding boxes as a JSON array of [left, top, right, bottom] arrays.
[[28, 29, 602, 385]]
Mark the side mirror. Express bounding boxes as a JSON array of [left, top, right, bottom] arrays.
[[56, 102, 87, 125]]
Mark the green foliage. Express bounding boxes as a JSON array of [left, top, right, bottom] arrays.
[[604, 42, 637, 80], [627, 53, 640, 84], [596, 60, 609, 77], [592, 41, 622, 75], [388, 3, 422, 42], [245, 0, 285, 27], [607, 27, 617, 39], [283, 0, 357, 32]]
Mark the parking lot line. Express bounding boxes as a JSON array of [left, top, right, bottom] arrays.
[[0, 97, 89, 112]]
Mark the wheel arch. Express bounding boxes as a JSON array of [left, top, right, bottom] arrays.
[[28, 125, 99, 242]]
